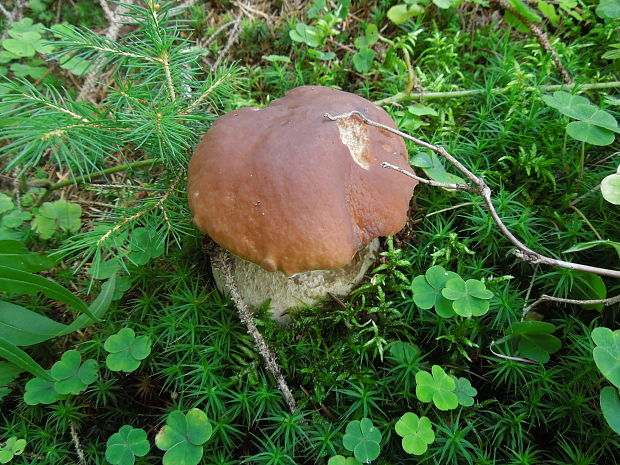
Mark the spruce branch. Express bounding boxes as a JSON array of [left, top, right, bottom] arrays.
[[31, 158, 162, 206], [95, 174, 182, 248], [325, 111, 620, 279]]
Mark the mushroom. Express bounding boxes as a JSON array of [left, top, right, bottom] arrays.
[[188, 85, 417, 320]]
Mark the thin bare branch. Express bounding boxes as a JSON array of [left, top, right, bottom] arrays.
[[523, 293, 620, 317], [325, 111, 620, 279], [496, 0, 572, 84], [374, 81, 620, 106], [70, 424, 85, 465], [381, 162, 476, 192], [213, 14, 243, 69], [210, 246, 297, 413], [78, 0, 136, 102]]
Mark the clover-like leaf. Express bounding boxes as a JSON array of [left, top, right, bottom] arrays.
[[597, 0, 620, 18], [23, 376, 62, 405], [415, 365, 458, 410], [327, 456, 362, 465], [127, 227, 165, 265], [451, 376, 477, 407], [566, 120, 615, 145], [155, 409, 212, 465], [601, 166, 620, 205], [0, 194, 13, 214], [600, 386, 620, 435], [50, 350, 98, 395], [104, 328, 152, 373], [543, 91, 593, 119], [410, 151, 465, 185], [395, 412, 435, 455], [387, 3, 425, 24], [105, 425, 150, 465], [32, 200, 82, 239], [352, 48, 375, 73], [0, 362, 23, 400], [411, 266, 459, 317], [592, 327, 620, 389], [288, 23, 322, 47], [442, 277, 493, 317], [504, 321, 561, 363], [0, 436, 26, 464], [342, 418, 382, 463]]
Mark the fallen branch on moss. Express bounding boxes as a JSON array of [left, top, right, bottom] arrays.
[[374, 81, 620, 106], [325, 110, 620, 280], [210, 245, 298, 414]]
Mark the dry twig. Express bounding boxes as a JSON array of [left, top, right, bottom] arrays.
[[325, 111, 620, 279], [77, 0, 136, 102], [0, 0, 26, 39], [212, 14, 243, 69], [210, 246, 297, 413], [496, 0, 572, 84], [69, 423, 85, 465], [523, 293, 620, 317]]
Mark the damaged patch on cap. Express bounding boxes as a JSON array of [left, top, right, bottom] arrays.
[[336, 115, 371, 169]]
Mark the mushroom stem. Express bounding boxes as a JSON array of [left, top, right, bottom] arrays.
[[210, 246, 298, 413]]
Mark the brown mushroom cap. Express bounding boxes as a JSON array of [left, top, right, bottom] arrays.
[[188, 85, 417, 275]]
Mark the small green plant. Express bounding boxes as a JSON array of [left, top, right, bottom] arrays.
[[415, 365, 458, 410], [543, 91, 620, 145], [592, 327, 620, 435], [50, 349, 98, 395], [411, 265, 460, 317], [352, 24, 378, 73], [387, 2, 425, 25], [0, 18, 51, 79], [451, 377, 478, 407], [410, 152, 465, 186], [31, 200, 82, 240], [395, 412, 435, 455], [499, 321, 562, 363], [342, 418, 382, 463], [592, 327, 620, 388], [0, 194, 32, 240], [155, 408, 212, 465], [441, 277, 494, 317], [0, 437, 26, 464], [601, 165, 620, 205], [23, 376, 62, 405], [105, 425, 150, 465], [411, 266, 493, 318], [600, 387, 620, 435], [328, 456, 362, 465], [104, 328, 152, 373]]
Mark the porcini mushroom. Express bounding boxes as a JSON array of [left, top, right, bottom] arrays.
[[188, 85, 417, 320]]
